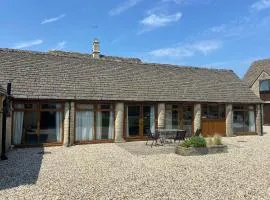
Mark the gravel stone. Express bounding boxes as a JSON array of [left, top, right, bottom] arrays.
[[1, 126, 270, 200]]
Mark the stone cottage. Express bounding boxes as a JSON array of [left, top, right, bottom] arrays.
[[243, 59, 270, 125], [0, 40, 263, 152]]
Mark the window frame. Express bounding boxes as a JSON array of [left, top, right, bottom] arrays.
[[75, 102, 115, 143], [202, 103, 225, 120], [12, 101, 64, 146], [232, 104, 256, 133], [259, 79, 270, 92]]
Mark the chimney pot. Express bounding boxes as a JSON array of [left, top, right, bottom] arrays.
[[92, 39, 100, 58]]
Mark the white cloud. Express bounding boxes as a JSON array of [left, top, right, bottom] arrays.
[[140, 12, 182, 27], [13, 39, 43, 49], [109, 0, 142, 16], [162, 0, 212, 5], [162, 0, 186, 4], [191, 40, 222, 55], [205, 15, 270, 41], [251, 0, 270, 11], [41, 14, 66, 24], [150, 47, 194, 57], [51, 41, 67, 51], [149, 40, 222, 58], [209, 24, 226, 33]]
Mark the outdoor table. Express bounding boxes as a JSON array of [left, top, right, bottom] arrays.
[[157, 129, 185, 144]]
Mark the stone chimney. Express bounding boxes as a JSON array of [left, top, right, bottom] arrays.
[[92, 39, 100, 58]]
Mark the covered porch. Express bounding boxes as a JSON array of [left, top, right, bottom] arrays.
[[8, 100, 263, 147]]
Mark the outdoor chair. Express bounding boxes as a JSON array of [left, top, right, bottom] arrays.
[[145, 129, 161, 147], [174, 130, 186, 143], [194, 128, 202, 137]]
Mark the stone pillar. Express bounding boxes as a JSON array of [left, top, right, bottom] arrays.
[[115, 102, 125, 143], [157, 103, 165, 129], [63, 102, 70, 147], [194, 104, 201, 132], [69, 102, 75, 145], [226, 104, 233, 137], [256, 104, 263, 136]]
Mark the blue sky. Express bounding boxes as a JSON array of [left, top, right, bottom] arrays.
[[1, 0, 270, 78]]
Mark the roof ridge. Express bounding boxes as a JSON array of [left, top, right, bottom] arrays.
[[137, 61, 233, 73], [251, 58, 270, 64], [0, 48, 142, 64], [0, 48, 233, 73]]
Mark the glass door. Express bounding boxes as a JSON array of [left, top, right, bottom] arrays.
[[183, 105, 193, 137], [127, 105, 140, 137], [143, 106, 155, 136], [126, 105, 155, 138]]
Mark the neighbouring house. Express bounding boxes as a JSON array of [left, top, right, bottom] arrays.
[[243, 59, 270, 126], [0, 40, 263, 151], [0, 86, 6, 155]]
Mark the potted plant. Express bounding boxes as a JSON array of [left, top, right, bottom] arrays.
[[175, 136, 208, 156], [206, 134, 228, 154]]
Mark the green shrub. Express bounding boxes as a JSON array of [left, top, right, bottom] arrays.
[[181, 136, 206, 148], [212, 134, 222, 145]]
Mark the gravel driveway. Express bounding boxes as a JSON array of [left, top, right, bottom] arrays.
[[1, 128, 270, 200]]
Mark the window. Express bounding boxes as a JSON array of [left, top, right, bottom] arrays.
[[165, 104, 193, 133], [202, 104, 225, 119], [165, 104, 182, 129], [233, 105, 255, 133], [260, 80, 270, 92], [13, 102, 63, 145], [96, 104, 114, 140], [75, 103, 114, 142]]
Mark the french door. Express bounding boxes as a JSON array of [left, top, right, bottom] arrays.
[[165, 104, 193, 136], [126, 104, 155, 139]]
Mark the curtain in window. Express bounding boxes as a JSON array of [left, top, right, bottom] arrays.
[[76, 111, 94, 141], [165, 110, 172, 129], [96, 111, 102, 140], [150, 106, 155, 133], [13, 104, 24, 145], [249, 111, 255, 132], [96, 110, 114, 140], [108, 111, 114, 139], [55, 112, 62, 142]]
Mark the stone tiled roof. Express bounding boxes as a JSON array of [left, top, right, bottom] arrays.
[[243, 59, 270, 87], [0, 85, 6, 96], [0, 48, 261, 103], [48, 50, 142, 63]]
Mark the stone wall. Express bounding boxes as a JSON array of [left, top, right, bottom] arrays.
[[250, 71, 270, 98], [225, 104, 233, 137], [250, 72, 270, 125], [69, 102, 75, 145], [115, 103, 124, 142], [194, 104, 201, 132], [256, 104, 263, 136], [157, 103, 165, 129], [63, 102, 70, 146]]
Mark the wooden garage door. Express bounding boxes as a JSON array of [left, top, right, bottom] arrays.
[[201, 119, 226, 137], [264, 104, 270, 125]]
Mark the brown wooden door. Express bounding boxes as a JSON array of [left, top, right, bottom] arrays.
[[264, 104, 270, 125], [201, 119, 226, 137]]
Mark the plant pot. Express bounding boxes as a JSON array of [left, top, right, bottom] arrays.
[[175, 145, 228, 156], [207, 145, 228, 154], [175, 146, 208, 156]]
